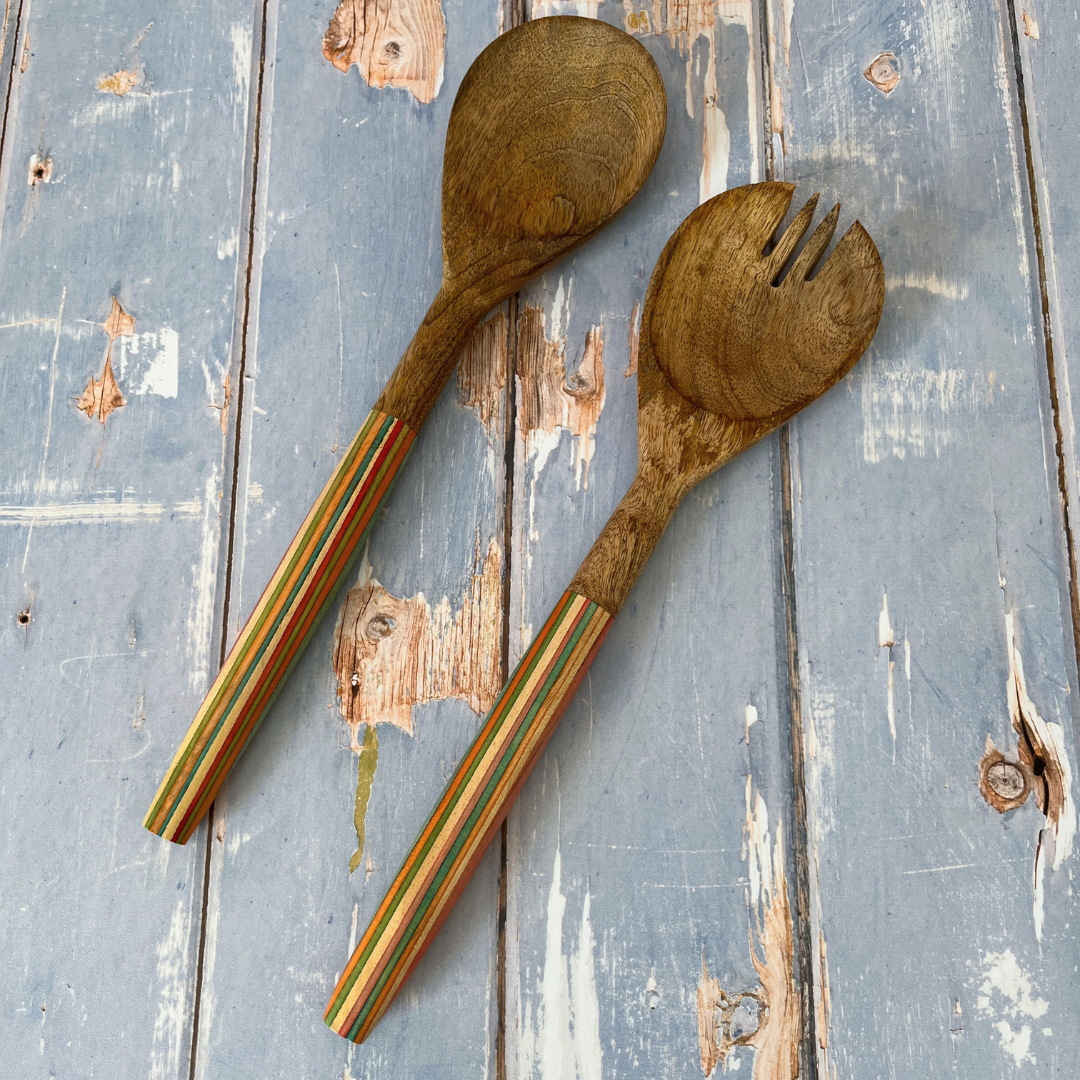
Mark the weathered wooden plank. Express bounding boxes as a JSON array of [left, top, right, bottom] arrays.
[[771, 0, 1080, 1074], [504, 4, 808, 1077], [193, 1, 508, 1075], [0, 1, 257, 1076], [1017, 1, 1080, 651]]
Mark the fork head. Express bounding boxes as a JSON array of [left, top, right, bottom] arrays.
[[643, 182, 884, 424]]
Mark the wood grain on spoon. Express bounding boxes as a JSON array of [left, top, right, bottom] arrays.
[[378, 16, 667, 429], [143, 17, 666, 846]]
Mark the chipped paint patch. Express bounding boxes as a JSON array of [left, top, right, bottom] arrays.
[[98, 67, 139, 95], [518, 846, 603, 1080], [149, 899, 192, 1080], [185, 470, 220, 694], [457, 310, 507, 435], [323, 0, 446, 104], [517, 301, 605, 489], [1003, 612, 1076, 939], [884, 271, 969, 300], [699, 779, 799, 1076], [975, 949, 1048, 1067], [861, 356, 987, 463], [333, 537, 502, 743], [743, 778, 800, 1079], [0, 497, 201, 525], [621, 0, 756, 197], [1022, 10, 1039, 39], [116, 328, 180, 398]]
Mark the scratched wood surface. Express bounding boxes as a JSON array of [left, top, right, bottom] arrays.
[[4, 0, 1080, 1077], [0, 2, 256, 1077]]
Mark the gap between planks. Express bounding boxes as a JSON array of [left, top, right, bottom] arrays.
[[1002, 0, 1080, 695], [187, 1, 272, 1077]]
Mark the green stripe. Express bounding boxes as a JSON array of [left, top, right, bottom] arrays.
[[345, 601, 599, 1038], [170, 422, 411, 835], [149, 413, 401, 833], [329, 593, 580, 1016]]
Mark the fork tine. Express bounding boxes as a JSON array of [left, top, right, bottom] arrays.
[[765, 193, 819, 282], [788, 202, 841, 283]]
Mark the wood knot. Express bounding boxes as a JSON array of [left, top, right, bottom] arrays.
[[979, 737, 1031, 812], [864, 52, 900, 95], [365, 613, 396, 642]]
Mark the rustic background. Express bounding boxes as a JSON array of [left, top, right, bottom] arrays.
[[2, 0, 1078, 1076]]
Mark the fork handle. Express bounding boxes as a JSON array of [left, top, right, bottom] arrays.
[[324, 589, 613, 1043], [144, 409, 416, 844], [324, 473, 682, 1043]]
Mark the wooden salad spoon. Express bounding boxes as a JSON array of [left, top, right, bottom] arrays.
[[144, 17, 666, 845], [324, 181, 884, 1044]]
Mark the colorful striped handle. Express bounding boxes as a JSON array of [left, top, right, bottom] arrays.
[[145, 410, 416, 844], [324, 590, 613, 1043]]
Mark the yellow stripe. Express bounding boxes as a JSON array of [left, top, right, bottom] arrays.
[[357, 606, 611, 1036], [332, 595, 595, 1028]]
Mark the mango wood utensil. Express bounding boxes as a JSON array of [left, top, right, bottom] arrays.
[[324, 181, 884, 1043], [144, 17, 666, 845]]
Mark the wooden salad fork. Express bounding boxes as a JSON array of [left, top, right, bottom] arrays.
[[324, 181, 884, 1043], [144, 17, 666, 845]]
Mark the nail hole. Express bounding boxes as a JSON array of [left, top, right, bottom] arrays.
[[17, 608, 30, 626]]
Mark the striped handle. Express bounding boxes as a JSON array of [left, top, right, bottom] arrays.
[[144, 410, 416, 844], [325, 590, 613, 1043]]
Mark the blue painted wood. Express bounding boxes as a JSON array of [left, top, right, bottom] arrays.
[[5, 0, 1080, 1075], [504, 5, 806, 1078], [0, 1, 257, 1076], [191, 2, 506, 1076], [773, 0, 1080, 1074]]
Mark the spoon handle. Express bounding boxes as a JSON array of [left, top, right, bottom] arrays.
[[143, 409, 416, 844], [325, 476, 676, 1043], [144, 291, 482, 845]]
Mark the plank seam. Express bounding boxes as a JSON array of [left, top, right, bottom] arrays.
[[187, 0, 272, 1076], [0, 0, 25, 188], [1001, 0, 1080, 689]]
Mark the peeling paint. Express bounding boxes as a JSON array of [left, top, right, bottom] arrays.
[[323, 0, 446, 105], [77, 299, 135, 425], [861, 356, 988, 463], [149, 899, 192, 1080], [975, 948, 1049, 1067], [699, 780, 800, 1077], [98, 68, 139, 96], [517, 301, 605, 489], [457, 310, 507, 435], [1021, 10, 1039, 39], [0, 497, 201, 525], [1003, 612, 1076, 939], [185, 470, 220, 695], [621, 0, 757, 196], [742, 779, 800, 1079], [116, 327, 180, 399], [27, 153, 52, 185], [518, 846, 603, 1080], [332, 537, 503, 745]]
